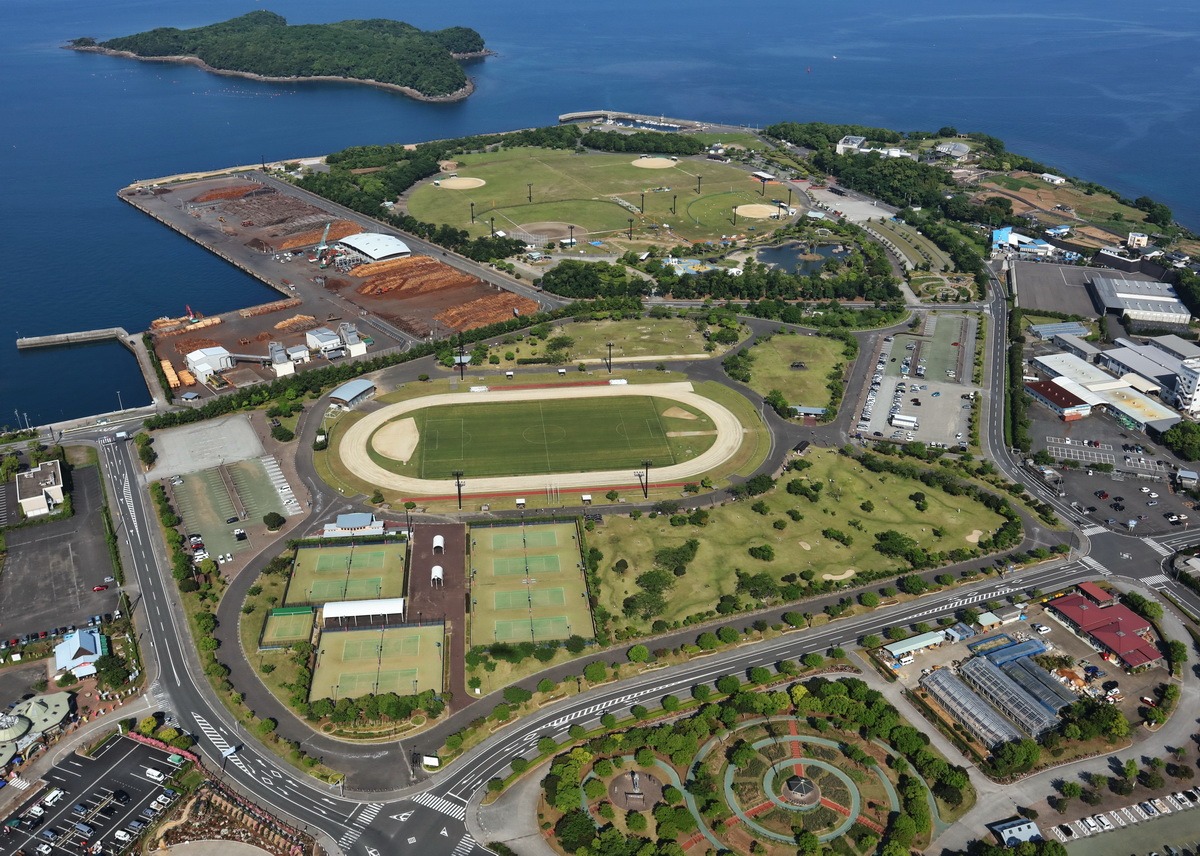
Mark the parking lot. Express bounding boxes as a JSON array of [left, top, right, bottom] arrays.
[[1010, 261, 1108, 317], [854, 328, 978, 448], [0, 466, 118, 642], [1, 737, 184, 855]]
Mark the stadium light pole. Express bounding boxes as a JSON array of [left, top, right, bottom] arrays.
[[470, 202, 475, 224], [640, 192, 645, 213], [568, 225, 574, 247], [671, 194, 677, 215], [606, 341, 614, 374], [627, 219, 634, 240], [696, 175, 702, 195], [732, 207, 737, 227], [527, 183, 533, 203], [641, 460, 652, 499], [489, 217, 495, 237], [759, 177, 767, 196], [452, 470, 465, 510], [457, 335, 467, 381], [787, 188, 793, 210]]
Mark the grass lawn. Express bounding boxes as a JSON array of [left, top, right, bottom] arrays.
[[406, 147, 779, 244], [744, 332, 846, 409], [872, 219, 954, 271], [689, 131, 767, 151], [987, 174, 1039, 192], [590, 450, 1006, 632], [487, 316, 745, 364], [369, 394, 717, 480]]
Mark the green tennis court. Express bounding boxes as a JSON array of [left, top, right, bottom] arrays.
[[260, 608, 314, 648], [469, 521, 592, 646], [287, 544, 405, 605], [493, 555, 562, 575], [495, 617, 570, 642], [309, 624, 444, 702], [494, 588, 566, 610]]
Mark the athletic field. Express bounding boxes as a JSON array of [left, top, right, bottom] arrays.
[[373, 395, 716, 480], [309, 624, 444, 702], [405, 147, 777, 244], [286, 544, 406, 606], [469, 521, 592, 645], [260, 607, 315, 649]]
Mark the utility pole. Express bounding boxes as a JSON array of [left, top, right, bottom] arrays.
[[452, 470, 465, 510]]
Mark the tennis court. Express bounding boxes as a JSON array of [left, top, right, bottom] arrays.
[[260, 607, 315, 649], [309, 624, 444, 702], [286, 544, 405, 605], [469, 521, 592, 645]]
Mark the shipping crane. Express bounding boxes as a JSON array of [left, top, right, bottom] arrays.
[[316, 221, 333, 268]]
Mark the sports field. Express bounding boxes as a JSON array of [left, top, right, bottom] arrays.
[[470, 521, 592, 645], [286, 544, 406, 606], [406, 147, 785, 244], [371, 395, 717, 479], [309, 624, 444, 701], [260, 607, 315, 649]]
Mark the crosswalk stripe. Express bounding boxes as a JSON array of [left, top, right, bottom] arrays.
[[451, 833, 477, 855], [193, 714, 250, 775], [1141, 537, 1174, 557], [1080, 525, 1108, 536], [353, 803, 383, 827], [412, 791, 467, 820], [6, 776, 31, 790], [1140, 574, 1170, 588]]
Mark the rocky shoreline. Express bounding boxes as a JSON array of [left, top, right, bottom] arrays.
[[66, 44, 478, 102]]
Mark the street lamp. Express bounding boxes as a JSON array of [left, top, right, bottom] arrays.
[[116, 390, 124, 411], [452, 470, 465, 510]]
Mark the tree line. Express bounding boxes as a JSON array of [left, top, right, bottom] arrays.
[[87, 11, 482, 97]]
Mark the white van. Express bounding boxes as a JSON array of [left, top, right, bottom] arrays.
[[145, 768, 165, 782], [43, 788, 65, 807], [897, 654, 915, 666]]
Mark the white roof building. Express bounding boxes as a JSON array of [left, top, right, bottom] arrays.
[[336, 233, 411, 262], [1090, 277, 1192, 327], [306, 327, 342, 352], [185, 346, 234, 382], [15, 459, 64, 518]]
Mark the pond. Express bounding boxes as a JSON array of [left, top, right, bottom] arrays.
[[756, 242, 848, 275]]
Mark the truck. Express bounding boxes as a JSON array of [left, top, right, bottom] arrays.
[[889, 414, 919, 430]]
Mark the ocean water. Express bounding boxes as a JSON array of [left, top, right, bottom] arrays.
[[1, 0, 1197, 424]]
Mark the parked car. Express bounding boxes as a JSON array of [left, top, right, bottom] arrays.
[[92, 585, 108, 592]]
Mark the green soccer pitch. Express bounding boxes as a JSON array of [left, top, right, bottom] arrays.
[[373, 395, 717, 479]]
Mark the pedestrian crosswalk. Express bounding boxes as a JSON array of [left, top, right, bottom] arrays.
[[411, 791, 467, 820], [1141, 537, 1174, 557], [6, 776, 31, 791], [192, 714, 249, 775], [451, 833, 477, 855], [1080, 525, 1109, 536], [1080, 556, 1111, 576], [337, 803, 384, 849], [1140, 574, 1171, 588]]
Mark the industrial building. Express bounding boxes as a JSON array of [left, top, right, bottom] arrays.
[[1051, 587, 1163, 670], [1029, 352, 1180, 432], [185, 345, 234, 383], [919, 669, 1024, 748], [1089, 276, 1192, 328], [306, 327, 342, 354], [1029, 321, 1090, 340], [882, 629, 947, 661], [1024, 380, 1093, 420], [329, 378, 376, 409], [15, 459, 64, 518], [338, 322, 368, 357], [335, 233, 411, 263], [1050, 333, 1101, 362], [959, 657, 1061, 736]]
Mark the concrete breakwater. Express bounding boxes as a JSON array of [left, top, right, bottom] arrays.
[[15, 326, 169, 412]]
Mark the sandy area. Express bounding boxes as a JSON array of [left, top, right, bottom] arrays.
[[666, 430, 717, 438], [735, 203, 781, 219], [521, 221, 583, 240], [439, 176, 486, 189], [663, 406, 697, 420], [965, 529, 983, 544], [823, 569, 857, 581], [372, 417, 419, 463], [631, 157, 676, 169], [339, 382, 745, 495], [798, 541, 812, 551]]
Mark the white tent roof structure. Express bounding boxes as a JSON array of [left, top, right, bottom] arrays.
[[323, 598, 406, 620], [337, 233, 411, 261]]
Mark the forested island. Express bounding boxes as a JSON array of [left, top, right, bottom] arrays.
[[69, 11, 486, 101]]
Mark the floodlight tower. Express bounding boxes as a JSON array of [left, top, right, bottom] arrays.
[[606, 341, 614, 374], [641, 459, 652, 499], [457, 334, 467, 381], [452, 470, 465, 510]]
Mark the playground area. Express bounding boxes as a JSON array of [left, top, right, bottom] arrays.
[[259, 607, 315, 649], [469, 521, 592, 645], [309, 624, 444, 701], [285, 543, 406, 606]]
